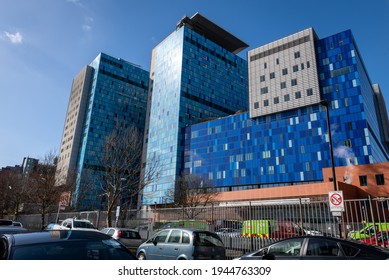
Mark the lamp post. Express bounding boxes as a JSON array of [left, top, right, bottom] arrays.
[[320, 100, 337, 191], [320, 100, 342, 239]]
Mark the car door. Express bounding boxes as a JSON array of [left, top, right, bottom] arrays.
[[303, 238, 346, 260], [162, 229, 183, 260], [147, 230, 170, 260], [266, 238, 304, 260]]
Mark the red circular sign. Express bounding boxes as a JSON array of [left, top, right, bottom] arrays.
[[330, 193, 342, 206]]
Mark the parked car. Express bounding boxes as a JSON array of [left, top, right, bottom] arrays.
[[100, 227, 143, 252], [215, 228, 241, 237], [302, 226, 323, 236], [0, 230, 136, 260], [359, 232, 389, 248], [241, 220, 303, 238], [136, 228, 226, 260], [52, 218, 98, 231], [349, 222, 389, 240], [235, 235, 389, 260], [12, 221, 23, 227], [0, 219, 28, 235]]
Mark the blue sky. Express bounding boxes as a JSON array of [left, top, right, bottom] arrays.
[[1, 0, 389, 168]]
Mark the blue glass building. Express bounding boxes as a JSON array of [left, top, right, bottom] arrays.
[[184, 29, 389, 191], [142, 13, 248, 205], [57, 53, 149, 210]]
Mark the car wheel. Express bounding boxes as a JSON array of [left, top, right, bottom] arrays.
[[137, 252, 146, 260]]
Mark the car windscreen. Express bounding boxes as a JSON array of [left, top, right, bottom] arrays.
[[193, 232, 224, 247], [11, 239, 135, 260]]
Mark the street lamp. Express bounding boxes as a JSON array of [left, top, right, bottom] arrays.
[[320, 100, 337, 191]]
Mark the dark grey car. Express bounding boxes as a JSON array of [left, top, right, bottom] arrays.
[[136, 228, 226, 260], [235, 235, 389, 260], [0, 230, 136, 260]]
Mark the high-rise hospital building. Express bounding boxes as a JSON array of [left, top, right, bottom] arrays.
[[56, 53, 149, 209], [57, 13, 389, 210], [141, 13, 249, 205], [183, 27, 389, 202]]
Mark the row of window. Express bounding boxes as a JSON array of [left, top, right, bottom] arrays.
[[254, 88, 313, 108], [359, 174, 385, 186], [260, 78, 302, 94], [259, 61, 311, 82]]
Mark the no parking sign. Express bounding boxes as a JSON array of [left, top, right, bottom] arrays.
[[328, 191, 344, 213]]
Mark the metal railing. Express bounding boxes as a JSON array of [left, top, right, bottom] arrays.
[[15, 196, 389, 259]]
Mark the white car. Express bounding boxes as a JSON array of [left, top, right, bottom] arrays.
[[52, 218, 98, 231]]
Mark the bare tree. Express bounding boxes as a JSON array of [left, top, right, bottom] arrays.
[[0, 167, 31, 219], [99, 125, 159, 227], [29, 151, 68, 229], [173, 173, 219, 219]]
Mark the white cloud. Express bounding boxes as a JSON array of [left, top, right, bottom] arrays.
[[82, 24, 92, 32], [82, 17, 93, 32], [4, 31, 23, 44]]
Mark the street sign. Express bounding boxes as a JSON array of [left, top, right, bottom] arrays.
[[328, 191, 344, 212], [116, 206, 121, 217]]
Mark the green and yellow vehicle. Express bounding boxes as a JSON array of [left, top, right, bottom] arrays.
[[241, 220, 275, 238], [241, 219, 303, 238], [349, 222, 389, 240]]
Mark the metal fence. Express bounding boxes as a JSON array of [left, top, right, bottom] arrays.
[[14, 196, 389, 259]]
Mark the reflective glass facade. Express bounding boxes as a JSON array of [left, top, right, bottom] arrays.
[[142, 26, 248, 205], [184, 29, 389, 191], [75, 53, 149, 210]]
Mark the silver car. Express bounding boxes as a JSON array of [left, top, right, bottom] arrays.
[[136, 228, 225, 260], [100, 227, 143, 252]]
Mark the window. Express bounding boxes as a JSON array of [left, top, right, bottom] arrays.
[[359, 175, 367, 186], [280, 82, 286, 89], [261, 87, 268, 94], [284, 94, 290, 102], [268, 239, 303, 256], [260, 75, 265, 82], [306, 239, 339, 256], [344, 139, 352, 148], [295, 91, 301, 99], [254, 102, 259, 109], [291, 79, 297, 86], [264, 62, 267, 69], [264, 99, 269, 107], [294, 51, 300, 59], [168, 230, 181, 243], [270, 72, 275, 79], [282, 68, 288, 75], [263, 150, 271, 158], [182, 232, 190, 244], [301, 63, 305, 70], [276, 58, 279, 64], [293, 65, 299, 72], [274, 97, 279, 104], [307, 61, 310, 68], [154, 230, 169, 243], [306, 88, 313, 96], [376, 174, 385, 185]]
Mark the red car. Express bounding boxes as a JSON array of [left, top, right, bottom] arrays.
[[359, 232, 389, 248]]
